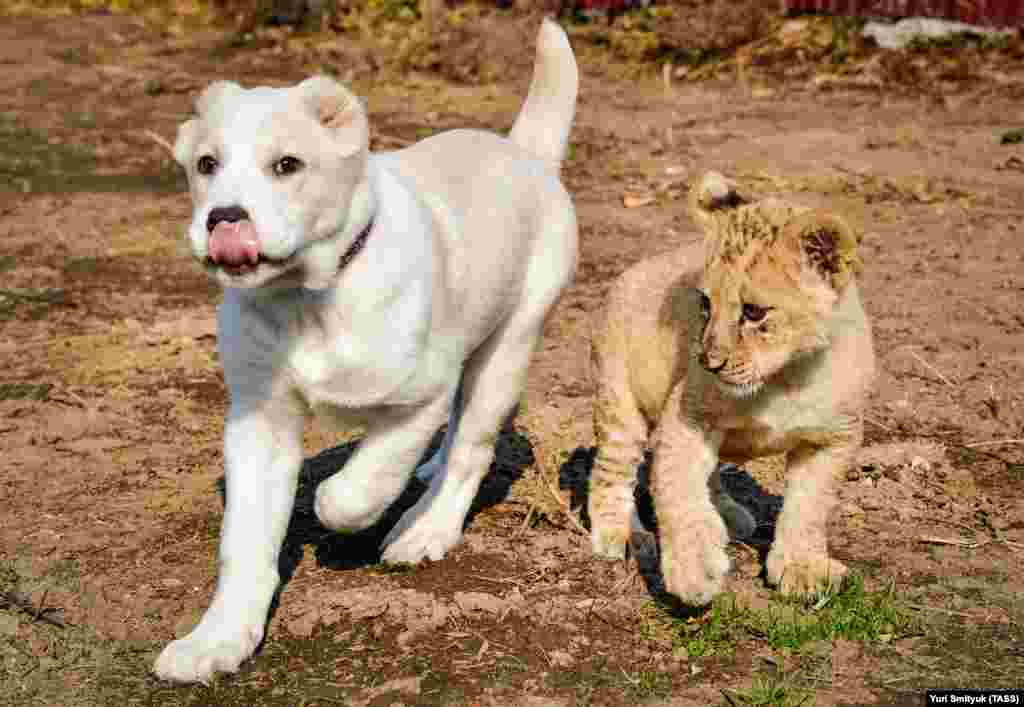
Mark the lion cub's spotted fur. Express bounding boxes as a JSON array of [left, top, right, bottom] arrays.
[[589, 172, 875, 603]]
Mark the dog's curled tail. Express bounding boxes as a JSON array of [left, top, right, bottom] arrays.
[[508, 18, 578, 167]]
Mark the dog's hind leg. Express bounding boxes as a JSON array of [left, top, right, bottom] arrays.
[[413, 378, 463, 483], [380, 315, 540, 563], [381, 211, 576, 563], [314, 389, 453, 533]]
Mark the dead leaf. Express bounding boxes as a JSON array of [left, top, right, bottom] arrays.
[[453, 591, 505, 615], [622, 194, 655, 209]]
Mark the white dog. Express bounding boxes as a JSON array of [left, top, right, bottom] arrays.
[[154, 20, 578, 683]]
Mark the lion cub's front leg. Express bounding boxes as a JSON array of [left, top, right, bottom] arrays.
[[766, 437, 858, 596], [652, 384, 730, 605]]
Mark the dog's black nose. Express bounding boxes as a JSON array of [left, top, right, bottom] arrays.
[[206, 206, 250, 233]]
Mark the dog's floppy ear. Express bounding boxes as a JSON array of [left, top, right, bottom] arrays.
[[296, 75, 368, 156], [174, 81, 243, 169], [195, 80, 244, 117], [173, 119, 198, 168], [783, 210, 862, 292]]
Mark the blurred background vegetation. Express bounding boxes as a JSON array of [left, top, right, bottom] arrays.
[[2, 0, 1021, 94]]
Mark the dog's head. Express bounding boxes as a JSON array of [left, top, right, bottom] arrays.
[[174, 76, 373, 289]]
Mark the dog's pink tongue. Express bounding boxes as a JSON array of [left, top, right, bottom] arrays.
[[208, 220, 260, 267]]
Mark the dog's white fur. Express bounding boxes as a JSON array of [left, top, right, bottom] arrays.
[[154, 20, 578, 683]]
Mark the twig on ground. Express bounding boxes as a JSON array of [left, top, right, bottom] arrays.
[[537, 459, 587, 536], [467, 573, 522, 587], [904, 603, 977, 618], [720, 689, 742, 707], [907, 350, 957, 388], [610, 567, 638, 595], [143, 129, 175, 157], [589, 608, 634, 635], [1, 589, 67, 628], [864, 415, 894, 432], [514, 505, 536, 537], [964, 438, 1024, 448], [919, 535, 987, 549], [931, 518, 983, 536]]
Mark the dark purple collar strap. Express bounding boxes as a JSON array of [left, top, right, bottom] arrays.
[[340, 217, 373, 270]]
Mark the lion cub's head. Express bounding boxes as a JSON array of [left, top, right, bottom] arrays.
[[689, 172, 861, 398]]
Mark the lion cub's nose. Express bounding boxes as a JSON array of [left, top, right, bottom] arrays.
[[699, 351, 727, 373], [206, 206, 250, 233]]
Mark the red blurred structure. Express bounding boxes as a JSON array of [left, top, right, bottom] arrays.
[[781, 0, 1024, 29], [572, 0, 650, 10]]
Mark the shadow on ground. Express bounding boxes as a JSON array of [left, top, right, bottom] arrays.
[[210, 426, 538, 588], [557, 445, 785, 608]]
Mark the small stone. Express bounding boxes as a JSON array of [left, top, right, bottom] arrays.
[[910, 456, 932, 472], [453, 591, 505, 615], [548, 649, 574, 668]]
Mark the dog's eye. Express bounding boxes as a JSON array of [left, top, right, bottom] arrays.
[[273, 156, 304, 177], [196, 155, 218, 176], [741, 303, 769, 322]]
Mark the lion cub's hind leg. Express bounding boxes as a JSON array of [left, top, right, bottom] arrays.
[[588, 380, 648, 560], [588, 282, 652, 560]]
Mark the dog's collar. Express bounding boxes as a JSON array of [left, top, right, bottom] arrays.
[[339, 217, 373, 271]]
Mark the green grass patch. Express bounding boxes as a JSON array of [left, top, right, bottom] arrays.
[[760, 575, 909, 649], [643, 575, 914, 658], [640, 595, 746, 659], [722, 675, 812, 707]]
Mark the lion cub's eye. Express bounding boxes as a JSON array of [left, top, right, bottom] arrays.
[[272, 156, 304, 177], [698, 292, 711, 319], [196, 155, 218, 176], [741, 303, 769, 322]]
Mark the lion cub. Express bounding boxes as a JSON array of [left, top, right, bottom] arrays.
[[588, 172, 874, 604]]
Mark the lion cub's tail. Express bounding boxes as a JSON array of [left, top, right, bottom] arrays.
[[508, 18, 578, 167]]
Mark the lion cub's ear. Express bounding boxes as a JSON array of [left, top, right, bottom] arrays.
[[296, 75, 369, 157], [784, 210, 862, 292], [689, 171, 747, 228]]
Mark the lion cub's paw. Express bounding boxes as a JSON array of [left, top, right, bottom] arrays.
[[659, 511, 731, 606], [766, 551, 848, 597]]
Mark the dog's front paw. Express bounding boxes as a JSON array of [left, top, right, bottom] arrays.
[[153, 619, 263, 684], [381, 507, 462, 564], [314, 474, 383, 533], [766, 550, 848, 598], [659, 511, 730, 606]]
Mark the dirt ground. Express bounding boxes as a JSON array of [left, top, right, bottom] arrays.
[[1, 3, 1023, 706]]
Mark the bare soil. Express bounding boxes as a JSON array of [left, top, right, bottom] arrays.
[[1, 4, 1023, 706]]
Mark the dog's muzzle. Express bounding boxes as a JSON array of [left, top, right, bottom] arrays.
[[206, 206, 261, 269]]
